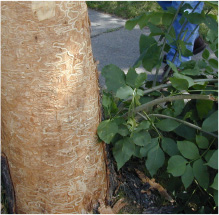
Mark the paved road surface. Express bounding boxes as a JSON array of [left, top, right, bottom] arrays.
[[88, 8, 211, 87]]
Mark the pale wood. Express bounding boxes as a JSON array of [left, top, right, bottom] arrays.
[[1, 1, 108, 213]]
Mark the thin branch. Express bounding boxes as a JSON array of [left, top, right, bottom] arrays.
[[161, 50, 178, 81], [124, 79, 217, 102], [133, 94, 216, 113], [147, 113, 218, 138]]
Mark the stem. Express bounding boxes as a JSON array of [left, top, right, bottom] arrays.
[[147, 113, 218, 138], [194, 180, 215, 208], [153, 1, 185, 87], [137, 112, 162, 138], [200, 138, 215, 159], [133, 94, 216, 113], [148, 79, 217, 95], [147, 79, 217, 96], [125, 79, 217, 103], [162, 51, 178, 81]]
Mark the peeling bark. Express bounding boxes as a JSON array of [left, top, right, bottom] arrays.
[[1, 1, 108, 213]]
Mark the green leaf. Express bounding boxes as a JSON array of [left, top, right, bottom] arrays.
[[118, 125, 129, 137], [173, 100, 184, 117], [206, 150, 218, 169], [139, 34, 157, 54], [180, 60, 196, 69], [173, 72, 194, 87], [162, 108, 174, 117], [137, 89, 144, 96], [138, 13, 150, 29], [204, 15, 218, 33], [126, 68, 138, 88], [169, 26, 176, 38], [116, 85, 134, 100], [125, 16, 141, 30], [208, 59, 218, 69], [113, 137, 135, 169], [180, 3, 193, 12], [112, 117, 126, 125], [102, 92, 118, 117], [140, 146, 148, 158], [202, 111, 218, 132], [202, 49, 210, 60], [170, 77, 189, 90], [211, 174, 218, 190], [193, 159, 209, 189], [204, 150, 215, 162], [206, 29, 218, 43], [177, 141, 199, 160], [140, 138, 158, 157], [161, 137, 179, 156], [165, 33, 175, 45], [97, 120, 118, 144], [197, 60, 208, 69], [148, 12, 163, 25], [178, 40, 193, 57], [185, 12, 205, 25], [168, 61, 178, 73], [136, 120, 150, 132], [142, 43, 161, 72], [132, 130, 151, 146], [102, 92, 112, 109], [156, 119, 180, 132], [181, 164, 194, 189], [174, 124, 196, 140], [148, 22, 163, 36], [196, 135, 209, 149], [146, 145, 165, 177], [181, 48, 193, 57], [196, 100, 213, 120], [133, 145, 143, 158], [102, 64, 126, 93], [181, 68, 201, 76], [167, 155, 188, 177], [135, 73, 147, 88], [162, 12, 174, 26]]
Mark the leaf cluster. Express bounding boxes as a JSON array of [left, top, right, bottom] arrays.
[[97, 2, 218, 213]]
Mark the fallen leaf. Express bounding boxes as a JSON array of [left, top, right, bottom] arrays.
[[98, 198, 127, 214], [112, 198, 127, 213], [141, 189, 151, 195], [135, 169, 174, 203], [98, 200, 114, 214]]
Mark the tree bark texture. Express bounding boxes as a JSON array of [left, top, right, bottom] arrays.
[[1, 1, 108, 213]]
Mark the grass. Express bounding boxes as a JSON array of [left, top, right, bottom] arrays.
[[87, 1, 218, 39], [86, 1, 161, 19]]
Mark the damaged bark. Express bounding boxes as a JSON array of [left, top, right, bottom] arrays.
[[1, 1, 108, 213]]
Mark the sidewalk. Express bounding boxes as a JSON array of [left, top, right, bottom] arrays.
[[88, 9, 209, 87]]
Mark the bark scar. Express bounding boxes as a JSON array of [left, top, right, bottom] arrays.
[[31, 1, 56, 21]]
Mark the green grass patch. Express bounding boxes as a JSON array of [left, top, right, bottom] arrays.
[[86, 1, 161, 19]]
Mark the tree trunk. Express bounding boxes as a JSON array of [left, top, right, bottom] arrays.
[[1, 1, 108, 213]]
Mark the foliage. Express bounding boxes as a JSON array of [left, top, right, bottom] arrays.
[[97, 2, 218, 213]]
